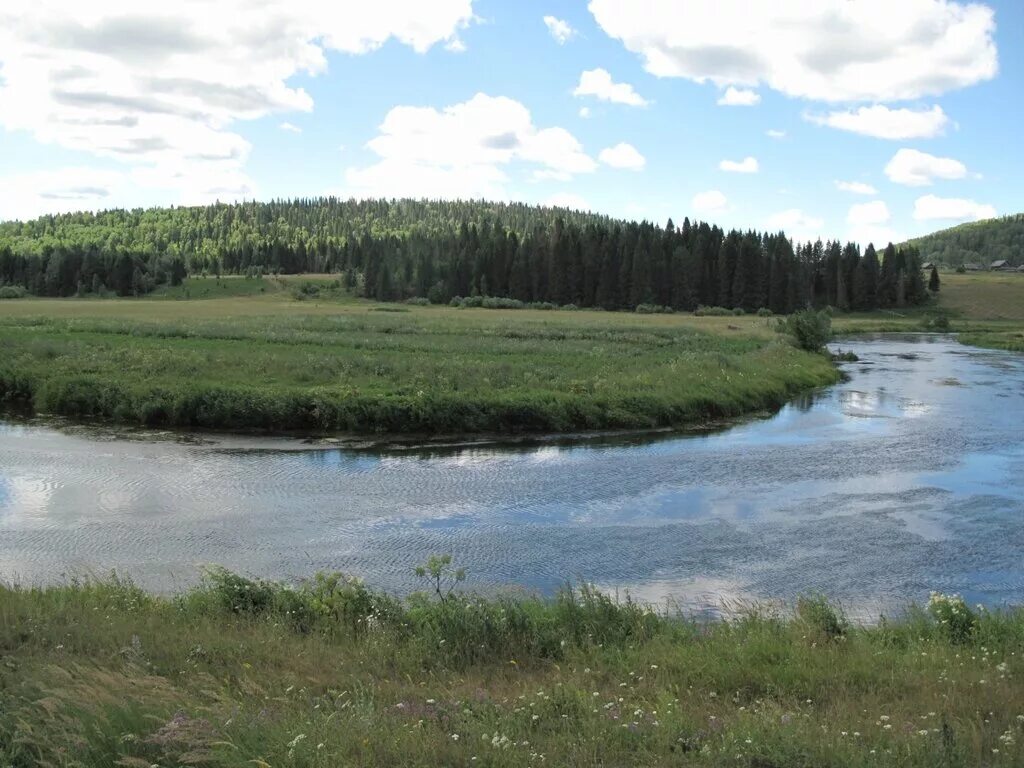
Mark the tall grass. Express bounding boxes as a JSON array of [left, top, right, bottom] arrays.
[[3, 570, 1024, 766], [0, 303, 838, 434]]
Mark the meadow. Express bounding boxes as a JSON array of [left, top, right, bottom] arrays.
[[0, 278, 837, 435], [2, 568, 1023, 767]]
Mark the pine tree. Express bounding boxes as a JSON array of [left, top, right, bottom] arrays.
[[929, 266, 941, 293]]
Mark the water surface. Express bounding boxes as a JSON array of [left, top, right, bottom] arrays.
[[2, 334, 1022, 618]]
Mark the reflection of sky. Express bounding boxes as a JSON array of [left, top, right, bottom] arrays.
[[1, 335, 1023, 617]]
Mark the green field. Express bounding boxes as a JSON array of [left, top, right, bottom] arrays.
[[2, 571, 1022, 767], [0, 283, 837, 435], [831, 271, 1024, 351]]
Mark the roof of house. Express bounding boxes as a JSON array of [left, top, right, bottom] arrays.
[[991, 260, 1010, 268], [922, 262, 935, 269]]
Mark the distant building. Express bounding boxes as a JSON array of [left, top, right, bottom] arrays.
[[921, 261, 935, 270], [990, 259, 1011, 271], [964, 263, 984, 271]]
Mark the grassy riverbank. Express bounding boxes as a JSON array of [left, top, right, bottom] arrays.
[[0, 287, 836, 434], [832, 272, 1024, 352], [2, 571, 1023, 767]]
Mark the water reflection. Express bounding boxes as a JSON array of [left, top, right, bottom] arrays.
[[1, 334, 1023, 617]]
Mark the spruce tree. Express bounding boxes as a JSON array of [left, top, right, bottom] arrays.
[[929, 266, 941, 293]]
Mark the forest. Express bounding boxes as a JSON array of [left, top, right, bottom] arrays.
[[908, 213, 1024, 268], [0, 198, 930, 312]]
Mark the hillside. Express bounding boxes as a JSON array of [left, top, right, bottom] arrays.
[[0, 197, 929, 314], [908, 213, 1024, 268]]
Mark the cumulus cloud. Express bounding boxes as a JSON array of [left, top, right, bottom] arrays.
[[767, 208, 825, 241], [279, 122, 302, 134], [719, 156, 758, 174], [579, 106, 591, 118], [0, 167, 127, 221], [717, 87, 760, 106], [344, 93, 596, 200], [573, 68, 648, 106], [913, 194, 996, 222], [884, 148, 968, 186], [766, 129, 786, 139], [543, 16, 575, 44], [847, 200, 891, 226], [691, 190, 728, 216], [598, 142, 646, 170], [805, 105, 950, 139], [0, 1, 477, 208], [836, 180, 878, 195], [588, 0, 997, 102]]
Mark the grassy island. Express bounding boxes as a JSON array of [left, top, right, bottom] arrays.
[[0, 283, 838, 435]]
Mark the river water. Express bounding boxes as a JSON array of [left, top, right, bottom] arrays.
[[1, 334, 1022, 618]]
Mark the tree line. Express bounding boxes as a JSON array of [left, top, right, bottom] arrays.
[[0, 198, 929, 311]]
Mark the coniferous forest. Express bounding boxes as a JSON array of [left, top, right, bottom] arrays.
[[0, 198, 930, 311]]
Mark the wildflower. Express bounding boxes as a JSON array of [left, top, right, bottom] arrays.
[[451, 734, 459, 741]]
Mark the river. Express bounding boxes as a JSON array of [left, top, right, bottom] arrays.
[[1, 334, 1022, 618]]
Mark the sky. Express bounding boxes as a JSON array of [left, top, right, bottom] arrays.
[[0, 0, 1022, 246]]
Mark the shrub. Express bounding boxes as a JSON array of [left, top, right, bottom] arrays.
[[405, 297, 431, 306], [0, 285, 27, 299], [756, 307, 773, 317], [796, 594, 847, 642], [635, 304, 673, 314], [694, 305, 731, 317], [921, 314, 952, 332], [782, 309, 832, 352], [732, 307, 746, 316], [527, 301, 556, 310], [928, 592, 978, 643], [481, 296, 525, 310]]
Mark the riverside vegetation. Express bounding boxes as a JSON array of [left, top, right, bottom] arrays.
[[2, 564, 1024, 767], [0, 288, 838, 434]]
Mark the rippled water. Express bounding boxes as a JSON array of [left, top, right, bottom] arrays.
[[1, 334, 1023, 618]]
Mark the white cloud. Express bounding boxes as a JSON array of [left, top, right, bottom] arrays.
[[717, 86, 760, 106], [766, 129, 786, 139], [344, 93, 596, 200], [805, 105, 950, 139], [913, 194, 996, 222], [691, 190, 728, 216], [279, 122, 302, 134], [0, 1, 477, 210], [719, 156, 758, 174], [445, 37, 468, 53], [0, 167, 127, 221], [847, 200, 891, 226], [543, 16, 575, 44], [543, 192, 590, 210], [848, 225, 904, 248], [579, 106, 591, 118], [573, 68, 648, 106], [884, 148, 968, 186], [588, 0, 997, 102], [766, 208, 825, 241], [836, 180, 878, 195], [598, 142, 646, 170]]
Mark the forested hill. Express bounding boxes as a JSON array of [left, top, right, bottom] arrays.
[[0, 197, 930, 313], [908, 214, 1024, 267]]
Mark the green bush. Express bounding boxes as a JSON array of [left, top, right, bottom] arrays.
[[0, 285, 27, 299], [782, 309, 832, 352], [732, 307, 746, 316], [928, 592, 978, 643], [405, 297, 431, 306], [694, 305, 732, 316], [796, 594, 847, 642], [756, 307, 773, 317]]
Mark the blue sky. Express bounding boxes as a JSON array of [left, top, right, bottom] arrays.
[[1, 0, 1021, 246]]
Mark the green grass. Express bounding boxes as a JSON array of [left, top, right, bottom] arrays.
[[831, 272, 1024, 352], [0, 293, 836, 434], [2, 571, 1023, 767]]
